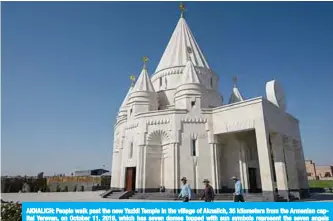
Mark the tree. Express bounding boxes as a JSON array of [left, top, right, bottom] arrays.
[[1, 202, 22, 221]]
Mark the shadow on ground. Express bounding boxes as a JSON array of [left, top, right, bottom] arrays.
[[303, 193, 333, 201]]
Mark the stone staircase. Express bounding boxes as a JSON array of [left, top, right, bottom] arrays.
[[130, 192, 178, 200], [103, 191, 134, 199]]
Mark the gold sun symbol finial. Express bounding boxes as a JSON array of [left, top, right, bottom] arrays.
[[130, 75, 136, 86], [180, 3, 186, 18], [142, 56, 149, 69]]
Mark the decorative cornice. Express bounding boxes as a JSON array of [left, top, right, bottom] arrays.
[[125, 122, 139, 130], [212, 97, 263, 113], [151, 66, 216, 83], [147, 118, 170, 125], [181, 117, 207, 124], [221, 119, 256, 133]]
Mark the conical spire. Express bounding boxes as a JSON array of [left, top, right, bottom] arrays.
[[131, 57, 155, 93], [128, 57, 158, 112], [229, 76, 244, 104], [118, 84, 133, 112], [155, 10, 210, 73]]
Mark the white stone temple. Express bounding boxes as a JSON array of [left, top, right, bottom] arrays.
[[110, 6, 309, 201]]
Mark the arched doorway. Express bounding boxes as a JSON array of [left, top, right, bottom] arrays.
[[146, 130, 171, 192]]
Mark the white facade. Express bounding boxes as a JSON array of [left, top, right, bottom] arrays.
[[111, 13, 309, 201]]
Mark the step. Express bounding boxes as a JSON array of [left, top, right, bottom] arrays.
[[106, 191, 134, 199]]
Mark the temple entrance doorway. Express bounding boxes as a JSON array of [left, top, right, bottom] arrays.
[[248, 167, 259, 193], [125, 167, 136, 191], [215, 130, 263, 193]]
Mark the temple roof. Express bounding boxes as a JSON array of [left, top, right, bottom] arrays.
[[131, 67, 155, 93], [229, 78, 244, 104], [181, 59, 201, 85], [155, 16, 210, 73], [118, 85, 133, 112], [229, 87, 244, 104]]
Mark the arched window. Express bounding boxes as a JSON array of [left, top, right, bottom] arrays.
[[210, 78, 213, 88]]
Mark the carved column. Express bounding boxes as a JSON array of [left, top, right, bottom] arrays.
[[173, 143, 179, 193], [293, 140, 309, 198], [118, 147, 126, 190], [270, 133, 289, 200], [283, 136, 300, 198], [255, 120, 275, 201], [240, 142, 249, 193], [142, 145, 147, 193], [135, 145, 145, 192], [210, 142, 219, 193], [238, 143, 245, 193], [218, 143, 227, 192], [110, 149, 118, 189]]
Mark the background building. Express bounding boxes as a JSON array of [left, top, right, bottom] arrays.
[[1, 168, 111, 193], [306, 160, 333, 180], [74, 169, 109, 176]]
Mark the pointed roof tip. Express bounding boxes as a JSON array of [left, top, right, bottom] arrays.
[[232, 76, 238, 88], [142, 56, 149, 70], [119, 84, 134, 112], [179, 2, 186, 18], [181, 59, 201, 85], [155, 9, 210, 73], [131, 67, 155, 94], [229, 78, 244, 104]]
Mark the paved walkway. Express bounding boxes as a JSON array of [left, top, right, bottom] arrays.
[[1, 191, 206, 202], [2, 192, 333, 203]]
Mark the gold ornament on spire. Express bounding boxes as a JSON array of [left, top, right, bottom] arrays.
[[232, 76, 238, 88], [142, 56, 149, 69], [130, 75, 136, 86], [180, 2, 186, 17]]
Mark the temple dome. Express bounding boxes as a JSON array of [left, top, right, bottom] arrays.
[[155, 16, 210, 74]]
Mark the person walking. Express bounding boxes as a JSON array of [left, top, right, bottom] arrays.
[[178, 177, 191, 202], [231, 176, 245, 202], [201, 179, 214, 202]]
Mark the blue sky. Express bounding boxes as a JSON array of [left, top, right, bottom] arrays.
[[2, 2, 333, 176]]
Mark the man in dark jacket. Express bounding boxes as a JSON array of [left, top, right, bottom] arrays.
[[201, 179, 214, 202]]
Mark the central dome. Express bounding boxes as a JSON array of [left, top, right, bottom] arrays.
[[154, 17, 210, 74]]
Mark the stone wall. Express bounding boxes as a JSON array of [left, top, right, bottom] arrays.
[[46, 176, 111, 192], [305, 160, 333, 180], [1, 177, 47, 193], [316, 166, 333, 179]]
